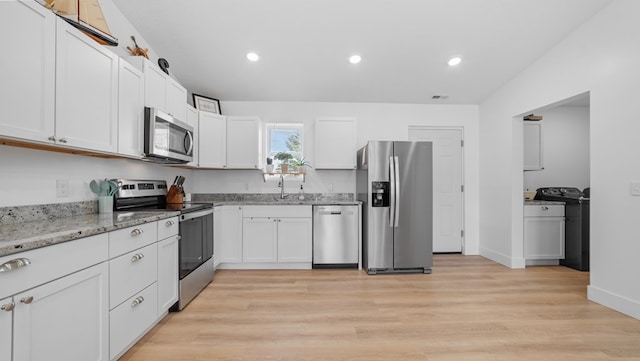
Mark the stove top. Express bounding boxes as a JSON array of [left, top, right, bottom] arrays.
[[535, 187, 589, 203], [112, 179, 212, 214]]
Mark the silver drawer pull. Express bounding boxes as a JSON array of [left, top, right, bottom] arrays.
[[131, 253, 145, 262], [130, 228, 144, 236], [0, 258, 31, 273], [20, 296, 34, 304], [541, 206, 549, 210], [165, 220, 174, 227], [1, 303, 15, 312], [131, 296, 145, 307]]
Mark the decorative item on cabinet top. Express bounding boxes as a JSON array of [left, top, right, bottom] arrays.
[[126, 36, 149, 59], [40, 0, 118, 46], [193, 93, 221, 114]]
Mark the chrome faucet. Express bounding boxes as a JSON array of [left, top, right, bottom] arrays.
[[277, 174, 285, 199]]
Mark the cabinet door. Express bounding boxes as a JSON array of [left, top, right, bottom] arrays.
[[0, 297, 12, 361], [277, 218, 312, 262], [523, 121, 543, 171], [13, 262, 109, 361], [157, 235, 179, 315], [186, 105, 200, 167], [217, 206, 244, 264], [142, 60, 166, 110], [165, 77, 187, 122], [314, 117, 357, 169], [198, 112, 227, 168], [0, 1, 55, 143], [227, 116, 261, 169], [118, 59, 144, 158], [524, 217, 565, 259], [55, 18, 118, 152], [243, 218, 278, 262]]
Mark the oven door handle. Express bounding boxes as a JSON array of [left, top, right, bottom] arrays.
[[180, 208, 214, 221]]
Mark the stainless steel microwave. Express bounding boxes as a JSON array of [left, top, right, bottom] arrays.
[[144, 107, 194, 164]]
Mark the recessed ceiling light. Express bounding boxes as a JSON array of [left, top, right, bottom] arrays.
[[448, 57, 462, 66], [246, 52, 260, 62], [349, 55, 362, 64]]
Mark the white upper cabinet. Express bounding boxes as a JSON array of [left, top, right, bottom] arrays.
[[227, 116, 261, 169], [523, 121, 543, 171], [0, 1, 56, 142], [314, 117, 357, 169], [198, 111, 227, 168], [186, 105, 200, 167], [117, 59, 144, 158], [55, 17, 118, 153], [129, 57, 187, 122]]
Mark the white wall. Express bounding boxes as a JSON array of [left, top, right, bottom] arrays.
[[479, 0, 640, 319], [0, 145, 193, 207], [524, 106, 590, 191], [193, 101, 481, 254]]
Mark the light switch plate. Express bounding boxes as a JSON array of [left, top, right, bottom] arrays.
[[631, 182, 640, 196]]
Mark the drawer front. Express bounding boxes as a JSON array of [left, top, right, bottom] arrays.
[[524, 204, 564, 217], [109, 243, 158, 309], [0, 234, 109, 299], [243, 205, 311, 218], [109, 222, 157, 258], [157, 216, 179, 240], [109, 282, 158, 360]]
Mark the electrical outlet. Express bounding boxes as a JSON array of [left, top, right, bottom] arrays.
[[244, 183, 249, 191], [328, 183, 334, 192], [56, 179, 69, 198], [631, 182, 640, 196]]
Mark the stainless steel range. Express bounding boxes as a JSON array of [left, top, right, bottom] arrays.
[[113, 179, 214, 310]]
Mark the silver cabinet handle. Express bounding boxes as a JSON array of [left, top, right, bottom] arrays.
[[47, 136, 56, 142], [130, 253, 144, 262], [165, 220, 174, 227], [130, 228, 143, 236], [0, 258, 31, 273], [58, 138, 67, 143], [20, 296, 34, 304], [1, 302, 15, 312], [541, 206, 549, 210], [131, 296, 144, 307]]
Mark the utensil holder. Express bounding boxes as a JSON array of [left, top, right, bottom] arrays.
[[98, 196, 113, 214]]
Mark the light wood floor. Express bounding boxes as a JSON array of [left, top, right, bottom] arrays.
[[120, 255, 640, 361]]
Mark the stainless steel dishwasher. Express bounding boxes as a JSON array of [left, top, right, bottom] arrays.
[[312, 205, 359, 268]]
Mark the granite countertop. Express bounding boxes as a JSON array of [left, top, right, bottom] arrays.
[[524, 200, 565, 206], [0, 211, 179, 258], [212, 200, 361, 206]]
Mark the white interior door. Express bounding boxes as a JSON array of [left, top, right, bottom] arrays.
[[409, 127, 464, 252]]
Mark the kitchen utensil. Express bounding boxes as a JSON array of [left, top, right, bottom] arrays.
[[100, 179, 110, 196], [89, 180, 100, 195], [108, 180, 121, 196], [172, 176, 179, 185]]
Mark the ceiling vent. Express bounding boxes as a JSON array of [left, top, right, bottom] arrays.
[[432, 95, 449, 100]]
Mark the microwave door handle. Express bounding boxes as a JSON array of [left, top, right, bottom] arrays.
[[184, 131, 194, 155]]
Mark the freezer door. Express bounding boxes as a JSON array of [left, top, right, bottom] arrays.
[[364, 141, 394, 271], [393, 141, 433, 270]]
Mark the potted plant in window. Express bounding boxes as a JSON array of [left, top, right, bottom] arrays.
[[291, 157, 312, 174], [265, 157, 274, 173], [274, 152, 294, 173]]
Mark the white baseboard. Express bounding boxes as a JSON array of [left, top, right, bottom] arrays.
[[588, 285, 640, 320], [480, 247, 525, 269]]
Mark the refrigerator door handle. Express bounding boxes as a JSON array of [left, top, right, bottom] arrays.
[[389, 156, 396, 227], [394, 156, 400, 227]]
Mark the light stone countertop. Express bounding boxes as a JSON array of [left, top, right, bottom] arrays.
[[0, 211, 179, 258]]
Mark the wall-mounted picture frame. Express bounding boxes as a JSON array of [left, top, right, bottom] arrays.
[[193, 93, 221, 114]]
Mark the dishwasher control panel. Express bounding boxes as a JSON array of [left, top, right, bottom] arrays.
[[371, 181, 390, 207]]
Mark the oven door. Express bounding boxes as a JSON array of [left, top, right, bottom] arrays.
[[178, 208, 214, 279]]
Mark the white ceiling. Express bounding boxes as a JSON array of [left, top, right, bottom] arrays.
[[112, 0, 611, 105]]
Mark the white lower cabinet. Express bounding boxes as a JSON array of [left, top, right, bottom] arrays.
[[157, 235, 179, 315], [215, 206, 243, 265], [239, 206, 312, 268], [277, 218, 312, 262], [109, 283, 158, 360], [109, 243, 158, 309], [243, 217, 278, 262], [13, 262, 109, 361], [524, 204, 565, 263], [0, 297, 11, 361]]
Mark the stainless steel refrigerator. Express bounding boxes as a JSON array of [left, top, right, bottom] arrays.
[[356, 141, 433, 274]]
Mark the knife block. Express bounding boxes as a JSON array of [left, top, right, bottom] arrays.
[[167, 185, 183, 204]]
